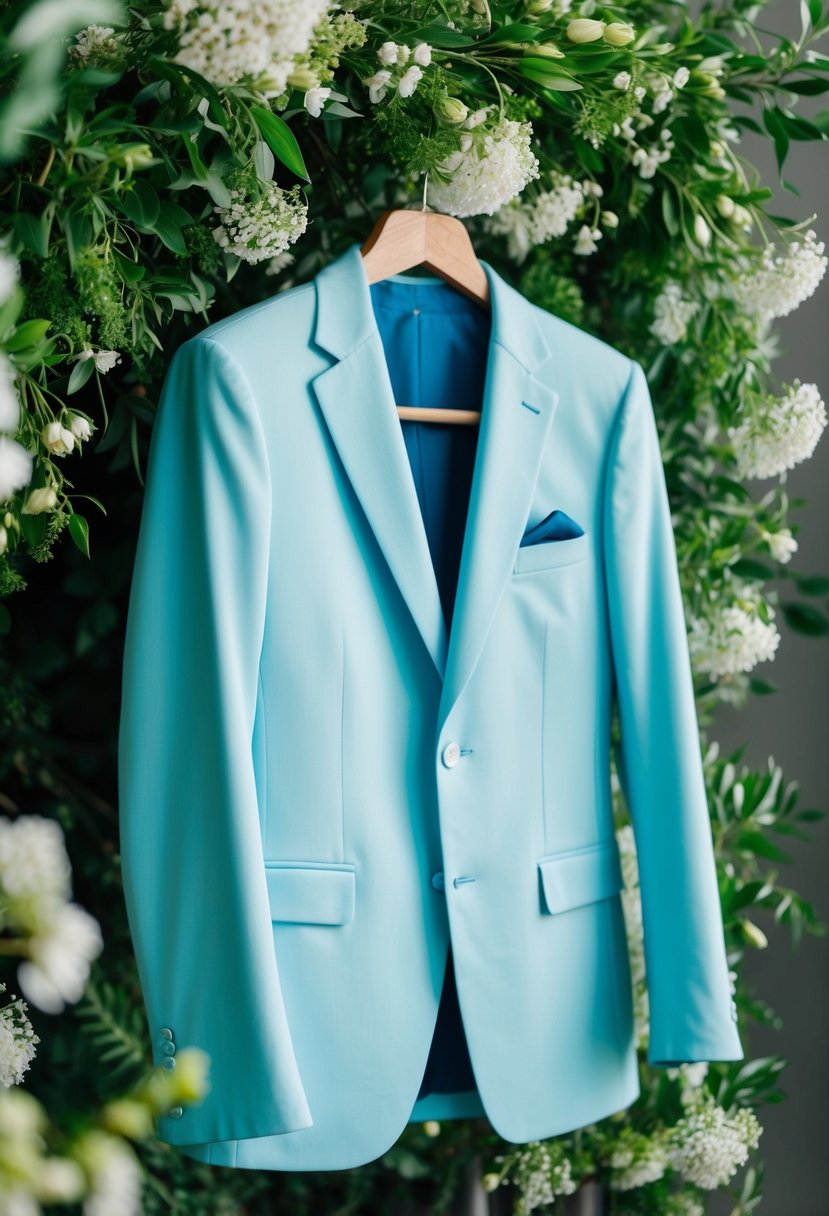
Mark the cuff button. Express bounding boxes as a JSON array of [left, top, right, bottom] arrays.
[[169, 1106, 183, 1120]]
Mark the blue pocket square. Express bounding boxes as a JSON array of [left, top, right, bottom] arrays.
[[520, 509, 585, 548]]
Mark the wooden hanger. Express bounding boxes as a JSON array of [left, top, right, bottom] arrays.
[[360, 206, 490, 427]]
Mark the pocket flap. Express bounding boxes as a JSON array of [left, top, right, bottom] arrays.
[[265, 862, 356, 925], [537, 839, 624, 915]]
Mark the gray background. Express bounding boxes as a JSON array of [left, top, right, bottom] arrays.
[[705, 3, 829, 1211]]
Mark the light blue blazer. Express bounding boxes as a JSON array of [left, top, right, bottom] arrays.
[[118, 241, 744, 1172]]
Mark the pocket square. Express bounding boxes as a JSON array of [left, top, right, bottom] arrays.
[[520, 508, 585, 548]]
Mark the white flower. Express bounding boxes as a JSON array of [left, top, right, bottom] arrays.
[[601, 209, 619, 228], [666, 1092, 762, 1188], [486, 171, 585, 262], [264, 251, 295, 276], [41, 421, 75, 456], [429, 118, 540, 218], [67, 413, 94, 442], [0, 438, 32, 502], [613, 70, 631, 89], [574, 224, 602, 255], [674, 65, 690, 87], [163, 0, 331, 97], [213, 180, 308, 264], [731, 228, 827, 323], [0, 990, 40, 1087], [652, 87, 673, 114], [398, 65, 423, 98], [631, 132, 674, 178], [728, 380, 827, 478], [566, 17, 605, 42], [688, 597, 781, 678], [21, 484, 57, 515], [634, 84, 646, 100], [463, 106, 491, 129], [395, 43, 411, 66], [18, 903, 103, 1014], [76, 349, 122, 373], [68, 24, 119, 67], [650, 282, 698, 345], [762, 526, 798, 563], [365, 69, 391, 103], [0, 252, 20, 305], [694, 214, 712, 247], [303, 85, 331, 117], [0, 816, 72, 928], [413, 42, 432, 66], [0, 355, 20, 432], [377, 40, 398, 65], [76, 1132, 142, 1216], [609, 1133, 669, 1189]]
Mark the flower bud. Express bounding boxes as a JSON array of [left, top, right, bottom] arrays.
[[601, 210, 619, 228], [566, 18, 605, 43], [101, 1098, 155, 1140], [482, 1173, 501, 1192], [0, 525, 7, 555], [22, 485, 58, 515], [423, 1119, 441, 1136], [528, 41, 565, 58], [112, 143, 155, 172], [693, 213, 711, 248], [715, 194, 735, 218], [743, 919, 768, 949], [603, 22, 635, 46], [286, 66, 318, 90], [436, 96, 468, 124], [732, 203, 753, 229], [527, 0, 553, 11]]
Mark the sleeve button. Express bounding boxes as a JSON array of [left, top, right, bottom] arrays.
[[169, 1106, 183, 1120]]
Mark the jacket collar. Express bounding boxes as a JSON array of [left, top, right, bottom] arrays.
[[310, 241, 559, 735]]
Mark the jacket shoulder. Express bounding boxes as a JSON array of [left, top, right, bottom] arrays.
[[180, 279, 318, 362]]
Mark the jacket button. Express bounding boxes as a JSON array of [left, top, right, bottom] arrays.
[[169, 1106, 183, 1120], [161, 1056, 176, 1071], [431, 871, 445, 890], [159, 1027, 173, 1039], [441, 742, 461, 768]]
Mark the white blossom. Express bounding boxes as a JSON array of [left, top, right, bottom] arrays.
[[0, 252, 20, 305], [674, 65, 690, 87], [728, 380, 827, 478], [731, 228, 827, 323], [609, 1133, 669, 1189], [0, 988, 39, 1088], [574, 224, 602, 255], [77, 1133, 142, 1216], [264, 250, 295, 276], [364, 69, 391, 103], [688, 594, 781, 678], [303, 85, 330, 116], [428, 118, 540, 218], [486, 172, 585, 261], [666, 1092, 762, 1188], [376, 40, 398, 65], [398, 65, 423, 98], [631, 127, 674, 178], [413, 42, 432, 66], [613, 70, 631, 89], [21, 484, 57, 515], [0, 815, 72, 926], [762, 526, 798, 563], [67, 413, 94, 442], [650, 282, 698, 345], [212, 181, 308, 264], [68, 24, 119, 66], [0, 355, 20, 432], [41, 421, 75, 456], [18, 903, 103, 1014], [508, 1140, 578, 1214], [75, 349, 122, 373], [162, 0, 331, 97]]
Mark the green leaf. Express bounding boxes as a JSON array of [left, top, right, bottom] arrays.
[[67, 358, 95, 395], [781, 602, 829, 635], [731, 558, 776, 581], [409, 22, 476, 48], [661, 189, 679, 236], [782, 77, 829, 95], [68, 512, 90, 559], [14, 210, 50, 258], [735, 829, 793, 863], [520, 58, 582, 90], [4, 318, 51, 351], [749, 677, 778, 695], [113, 248, 145, 284], [118, 178, 160, 227], [793, 574, 829, 595], [251, 106, 310, 181], [763, 106, 790, 172]]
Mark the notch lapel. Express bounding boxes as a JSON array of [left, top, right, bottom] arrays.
[[310, 243, 559, 719]]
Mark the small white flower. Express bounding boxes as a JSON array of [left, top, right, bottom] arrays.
[[613, 70, 631, 89], [264, 251, 295, 277], [650, 282, 698, 345], [213, 180, 308, 264], [428, 117, 540, 218], [413, 41, 432, 66], [634, 84, 646, 100], [67, 413, 94, 442], [398, 65, 423, 98], [303, 85, 331, 117], [763, 527, 798, 563], [689, 593, 781, 678], [396, 43, 411, 66], [18, 903, 103, 1014], [673, 65, 690, 87], [694, 214, 712, 247], [0, 440, 32, 500], [21, 484, 57, 514], [731, 228, 827, 323], [728, 380, 827, 478], [463, 106, 491, 129], [0, 252, 20, 305], [76, 349, 122, 373], [574, 224, 602, 255], [601, 210, 619, 228], [40, 421, 75, 456], [365, 69, 392, 103], [0, 355, 20, 432], [665, 1091, 762, 1188], [0, 991, 40, 1088], [377, 40, 398, 65]]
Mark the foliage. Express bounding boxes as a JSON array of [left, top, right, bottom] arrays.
[[1, 0, 828, 1212]]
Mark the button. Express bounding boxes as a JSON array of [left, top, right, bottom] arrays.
[[441, 742, 461, 768], [431, 871, 445, 891], [169, 1106, 183, 1120], [159, 1027, 173, 1039], [161, 1040, 176, 1056], [161, 1056, 176, 1071]]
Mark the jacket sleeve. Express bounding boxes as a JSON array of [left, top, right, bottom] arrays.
[[117, 335, 313, 1144], [603, 358, 744, 1068]]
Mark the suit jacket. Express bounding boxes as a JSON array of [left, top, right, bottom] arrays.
[[117, 240, 744, 1172]]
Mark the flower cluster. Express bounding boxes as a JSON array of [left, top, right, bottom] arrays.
[[486, 172, 594, 262], [428, 113, 540, 218], [213, 180, 308, 264], [731, 229, 827, 324], [688, 582, 781, 678], [727, 380, 827, 479], [67, 24, 122, 69], [0, 984, 40, 1088], [487, 1139, 577, 1214], [0, 815, 103, 1014], [665, 1089, 763, 1188], [608, 1127, 670, 1190], [650, 281, 699, 345], [163, 0, 331, 96], [363, 40, 432, 103]]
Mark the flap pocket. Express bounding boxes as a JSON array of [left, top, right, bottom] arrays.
[[265, 861, 356, 925], [537, 838, 624, 915]]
